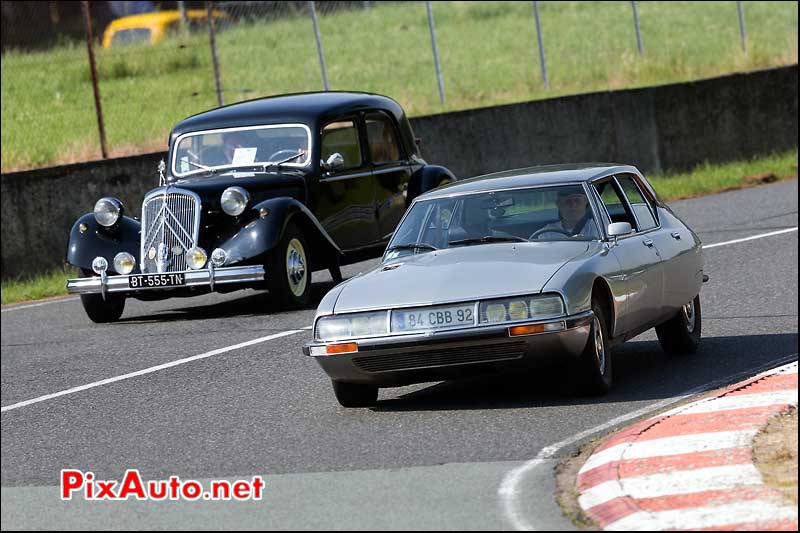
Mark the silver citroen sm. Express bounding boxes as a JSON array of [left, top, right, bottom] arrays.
[[303, 164, 706, 407]]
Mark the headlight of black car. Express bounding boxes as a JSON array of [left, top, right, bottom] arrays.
[[221, 187, 250, 217], [93, 197, 124, 227]]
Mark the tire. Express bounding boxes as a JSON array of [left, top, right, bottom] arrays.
[[656, 294, 701, 354], [78, 269, 125, 323], [332, 381, 378, 408], [266, 222, 312, 309], [574, 297, 613, 394]]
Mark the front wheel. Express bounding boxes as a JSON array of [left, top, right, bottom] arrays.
[[332, 381, 378, 408], [574, 298, 612, 394], [656, 294, 701, 354], [266, 223, 311, 310], [79, 269, 125, 323]]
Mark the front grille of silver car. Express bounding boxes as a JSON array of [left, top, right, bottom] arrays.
[[140, 188, 200, 273], [352, 341, 526, 373]]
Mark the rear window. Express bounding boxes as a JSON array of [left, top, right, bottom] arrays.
[[617, 175, 658, 231]]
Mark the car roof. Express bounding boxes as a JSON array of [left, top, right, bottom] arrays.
[[105, 10, 215, 30], [170, 92, 406, 138], [418, 163, 640, 200]]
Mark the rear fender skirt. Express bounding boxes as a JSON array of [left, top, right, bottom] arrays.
[[407, 165, 456, 204]]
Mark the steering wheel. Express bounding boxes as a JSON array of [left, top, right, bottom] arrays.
[[268, 149, 302, 161], [530, 227, 574, 240]]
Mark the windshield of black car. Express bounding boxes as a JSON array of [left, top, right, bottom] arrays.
[[171, 124, 312, 178], [383, 185, 600, 261]]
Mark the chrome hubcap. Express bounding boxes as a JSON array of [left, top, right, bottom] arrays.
[[683, 299, 696, 333], [286, 238, 307, 297], [593, 316, 606, 375]]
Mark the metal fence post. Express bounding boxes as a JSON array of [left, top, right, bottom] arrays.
[[737, 1, 747, 53], [631, 1, 644, 55], [178, 1, 189, 35], [308, 1, 330, 91], [426, 1, 445, 104], [206, 1, 224, 106], [533, 1, 549, 89], [81, 0, 107, 159]]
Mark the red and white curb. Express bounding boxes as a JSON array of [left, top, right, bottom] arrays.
[[577, 361, 798, 531]]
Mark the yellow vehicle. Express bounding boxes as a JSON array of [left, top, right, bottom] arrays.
[[101, 10, 226, 49]]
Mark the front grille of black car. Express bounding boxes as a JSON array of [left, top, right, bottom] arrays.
[[353, 341, 526, 373], [140, 188, 200, 273]]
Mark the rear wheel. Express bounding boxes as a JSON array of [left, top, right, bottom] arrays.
[[656, 294, 701, 354], [79, 269, 125, 323], [266, 223, 311, 309], [332, 381, 378, 408], [574, 297, 612, 394]]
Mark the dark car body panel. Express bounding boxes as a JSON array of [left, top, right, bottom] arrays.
[[66, 92, 455, 301]]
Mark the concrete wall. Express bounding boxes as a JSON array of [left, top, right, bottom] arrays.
[[2, 65, 797, 279]]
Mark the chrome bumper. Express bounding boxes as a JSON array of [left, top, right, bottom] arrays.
[[304, 311, 594, 386], [66, 265, 265, 296]]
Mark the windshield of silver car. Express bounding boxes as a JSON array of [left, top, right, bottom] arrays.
[[384, 185, 600, 260], [171, 124, 312, 177]]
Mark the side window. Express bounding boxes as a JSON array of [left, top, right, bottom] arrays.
[[365, 113, 401, 164], [321, 120, 362, 169], [617, 175, 657, 231], [594, 180, 636, 229]]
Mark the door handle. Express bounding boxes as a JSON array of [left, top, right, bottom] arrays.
[[671, 231, 681, 240], [643, 238, 654, 247]]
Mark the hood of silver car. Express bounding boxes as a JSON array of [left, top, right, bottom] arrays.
[[333, 241, 590, 313]]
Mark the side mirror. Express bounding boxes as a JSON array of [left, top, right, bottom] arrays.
[[607, 222, 633, 239], [321, 152, 344, 171]]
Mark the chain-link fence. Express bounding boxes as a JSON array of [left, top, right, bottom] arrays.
[[2, 1, 797, 173]]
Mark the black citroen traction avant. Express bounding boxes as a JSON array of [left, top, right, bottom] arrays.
[[66, 92, 456, 323]]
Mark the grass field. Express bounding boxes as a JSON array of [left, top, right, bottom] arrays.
[[1, 1, 797, 171], [1, 149, 796, 305]]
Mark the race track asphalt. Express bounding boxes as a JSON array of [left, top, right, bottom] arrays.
[[1, 179, 797, 530]]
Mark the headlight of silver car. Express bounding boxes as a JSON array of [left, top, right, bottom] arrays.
[[220, 187, 250, 217], [93, 197, 123, 227], [315, 311, 388, 341], [479, 294, 565, 324]]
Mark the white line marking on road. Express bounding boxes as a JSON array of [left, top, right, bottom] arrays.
[[578, 430, 758, 477], [579, 464, 762, 510], [702, 226, 798, 249], [0, 297, 79, 313], [656, 389, 797, 417], [497, 357, 797, 531], [604, 500, 798, 531], [0, 330, 305, 413]]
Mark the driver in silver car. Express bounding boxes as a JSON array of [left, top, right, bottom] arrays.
[[535, 189, 600, 239]]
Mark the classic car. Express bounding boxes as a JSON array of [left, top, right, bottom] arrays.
[[102, 10, 227, 49], [303, 164, 707, 407], [66, 92, 456, 323]]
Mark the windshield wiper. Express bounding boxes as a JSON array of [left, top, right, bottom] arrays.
[[263, 151, 306, 171], [448, 235, 528, 246], [185, 160, 212, 171], [386, 243, 439, 253]]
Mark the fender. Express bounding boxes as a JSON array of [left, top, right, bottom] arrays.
[[66, 214, 142, 273], [218, 197, 342, 271], [407, 165, 456, 204]]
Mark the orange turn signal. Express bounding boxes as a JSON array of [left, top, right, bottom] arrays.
[[325, 342, 359, 355], [509, 324, 546, 336]]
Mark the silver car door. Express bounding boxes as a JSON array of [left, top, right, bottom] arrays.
[[594, 178, 665, 334]]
